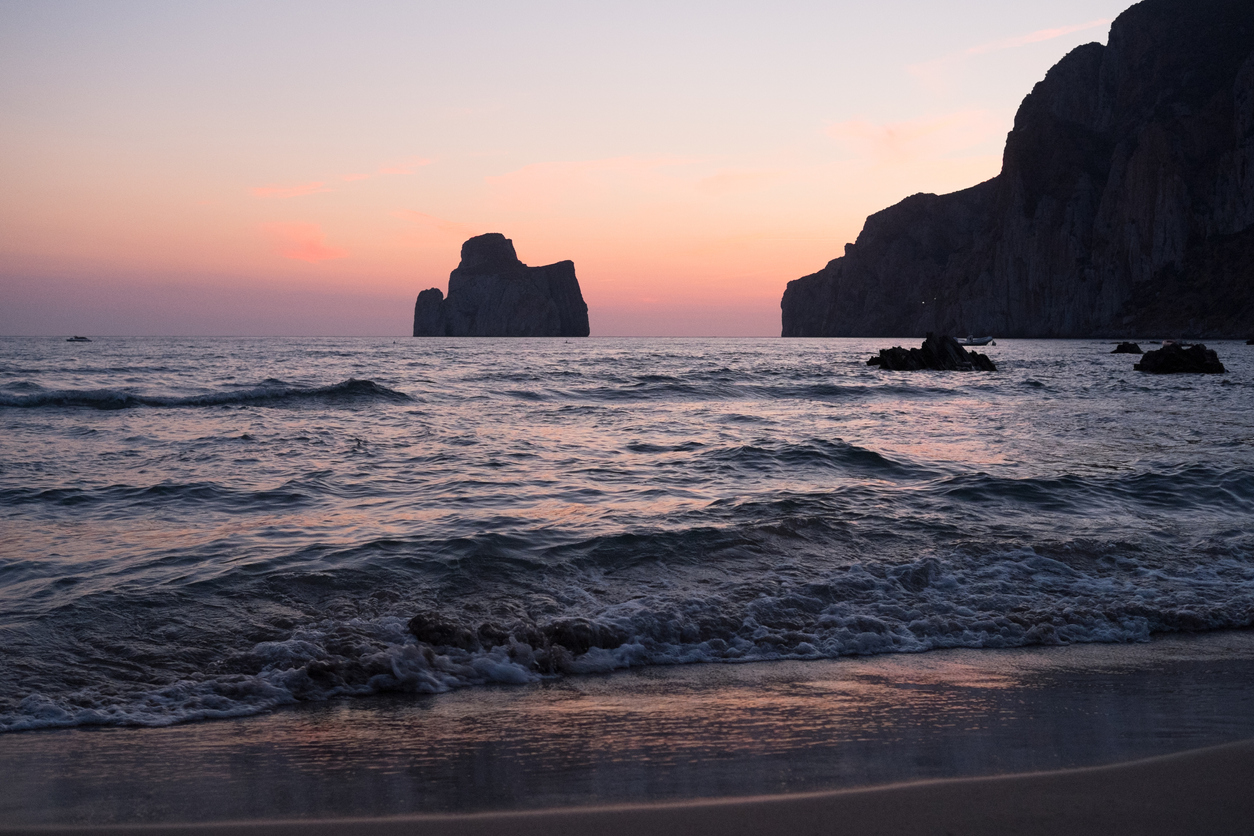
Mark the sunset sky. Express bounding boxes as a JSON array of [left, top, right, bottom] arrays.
[[1, 0, 1131, 336]]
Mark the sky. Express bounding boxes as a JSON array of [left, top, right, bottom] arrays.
[[0, 0, 1133, 336]]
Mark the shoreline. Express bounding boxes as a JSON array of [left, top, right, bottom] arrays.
[[6, 738, 1254, 836], [4, 632, 1254, 829]]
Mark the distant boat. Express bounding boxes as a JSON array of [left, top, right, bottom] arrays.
[[956, 335, 994, 346], [66, 336, 92, 342]]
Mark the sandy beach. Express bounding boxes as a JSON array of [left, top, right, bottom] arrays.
[[5, 738, 1254, 835]]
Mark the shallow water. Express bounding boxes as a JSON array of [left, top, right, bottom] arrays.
[[2, 336, 1252, 731], [4, 632, 1254, 825]]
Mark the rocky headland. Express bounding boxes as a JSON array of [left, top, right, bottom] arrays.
[[413, 234, 590, 337], [782, 0, 1254, 338]]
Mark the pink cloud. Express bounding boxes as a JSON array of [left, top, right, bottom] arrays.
[[251, 182, 331, 199], [908, 19, 1111, 91], [261, 222, 349, 262], [337, 157, 433, 183], [395, 210, 482, 239], [963, 19, 1112, 56]]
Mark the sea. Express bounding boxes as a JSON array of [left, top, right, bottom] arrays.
[[2, 336, 1253, 738]]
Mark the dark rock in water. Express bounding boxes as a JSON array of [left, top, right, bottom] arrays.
[[1247, 337, 1254, 344], [782, 0, 1254, 339], [1112, 342, 1144, 354], [542, 618, 627, 655], [476, 622, 510, 649], [870, 333, 997, 371], [413, 233, 590, 337], [407, 611, 480, 651], [1134, 343, 1226, 373], [406, 610, 627, 668]]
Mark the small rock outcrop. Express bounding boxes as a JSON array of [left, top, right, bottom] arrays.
[[1134, 343, 1226, 372], [1112, 342, 1144, 354], [406, 611, 628, 674], [868, 333, 997, 371], [413, 234, 590, 337]]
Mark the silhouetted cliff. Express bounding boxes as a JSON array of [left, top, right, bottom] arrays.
[[782, 0, 1254, 338], [413, 234, 590, 337]]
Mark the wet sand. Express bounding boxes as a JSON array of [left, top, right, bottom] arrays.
[[3, 631, 1254, 832], [8, 738, 1254, 835]]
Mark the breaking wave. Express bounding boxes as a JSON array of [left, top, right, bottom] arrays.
[[0, 378, 411, 410], [5, 531, 1254, 731]]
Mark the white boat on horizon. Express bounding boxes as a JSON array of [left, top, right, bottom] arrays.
[[957, 335, 995, 346]]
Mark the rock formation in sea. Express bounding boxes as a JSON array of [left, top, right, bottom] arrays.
[[1112, 342, 1144, 354], [413, 234, 590, 337], [867, 333, 997, 371], [782, 0, 1254, 338], [1133, 342, 1226, 372]]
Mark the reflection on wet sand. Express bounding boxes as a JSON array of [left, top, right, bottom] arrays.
[[4, 631, 1254, 827]]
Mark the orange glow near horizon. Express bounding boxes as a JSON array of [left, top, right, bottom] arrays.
[[0, 2, 1128, 336]]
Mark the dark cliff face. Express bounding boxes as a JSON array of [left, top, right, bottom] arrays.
[[413, 233, 590, 337], [782, 0, 1254, 338]]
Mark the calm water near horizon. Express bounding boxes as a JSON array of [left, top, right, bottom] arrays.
[[2, 336, 1253, 734]]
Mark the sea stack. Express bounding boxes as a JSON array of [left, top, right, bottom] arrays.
[[781, 0, 1254, 338], [413, 234, 590, 337]]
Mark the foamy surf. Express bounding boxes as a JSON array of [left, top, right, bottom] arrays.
[[1, 336, 1252, 731]]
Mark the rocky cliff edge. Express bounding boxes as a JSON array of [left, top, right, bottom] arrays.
[[781, 0, 1254, 338]]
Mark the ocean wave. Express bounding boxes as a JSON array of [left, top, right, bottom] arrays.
[[0, 482, 312, 510], [692, 438, 939, 481], [3, 336, 1252, 733], [584, 381, 745, 401], [936, 466, 1254, 515], [0, 379, 411, 410], [5, 541, 1254, 732]]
